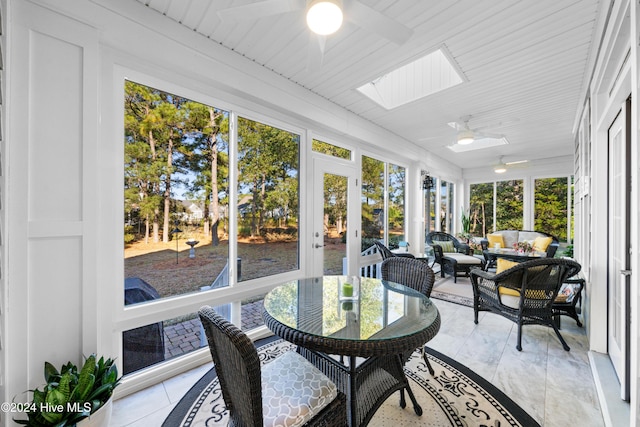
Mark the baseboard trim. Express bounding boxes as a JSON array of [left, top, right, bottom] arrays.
[[589, 351, 630, 427]]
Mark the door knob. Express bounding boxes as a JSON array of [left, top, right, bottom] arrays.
[[314, 243, 325, 248]]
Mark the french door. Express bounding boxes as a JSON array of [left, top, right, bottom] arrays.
[[312, 157, 358, 277], [607, 99, 631, 401]]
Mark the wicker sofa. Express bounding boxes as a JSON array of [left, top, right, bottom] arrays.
[[480, 230, 559, 257], [480, 230, 559, 271]]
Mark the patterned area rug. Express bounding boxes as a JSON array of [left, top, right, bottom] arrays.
[[163, 337, 539, 427], [430, 275, 474, 307]]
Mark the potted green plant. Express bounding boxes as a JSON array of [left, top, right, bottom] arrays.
[[458, 208, 472, 242], [15, 354, 120, 427]]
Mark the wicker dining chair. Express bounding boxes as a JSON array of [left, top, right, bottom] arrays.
[[469, 258, 581, 351], [381, 257, 437, 375], [373, 240, 416, 260], [199, 306, 347, 427]]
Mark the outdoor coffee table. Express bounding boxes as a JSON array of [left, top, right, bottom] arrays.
[[483, 248, 546, 270], [262, 276, 441, 427]]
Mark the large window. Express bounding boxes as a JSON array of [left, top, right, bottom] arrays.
[[123, 81, 302, 375], [123, 80, 231, 374], [312, 139, 351, 160], [469, 182, 493, 236], [496, 179, 523, 230], [124, 80, 230, 301], [534, 177, 570, 242], [361, 156, 384, 247], [440, 180, 454, 233], [388, 164, 406, 243], [361, 156, 405, 250], [424, 176, 436, 234], [236, 117, 300, 280], [469, 179, 523, 235], [471, 177, 573, 242]]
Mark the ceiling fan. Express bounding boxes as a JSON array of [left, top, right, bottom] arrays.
[[493, 156, 528, 174], [447, 116, 506, 145], [217, 0, 413, 64]]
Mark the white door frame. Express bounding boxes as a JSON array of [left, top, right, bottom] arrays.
[[607, 99, 632, 400], [311, 156, 360, 277]]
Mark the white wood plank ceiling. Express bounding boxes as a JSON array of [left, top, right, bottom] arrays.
[[132, 0, 602, 170]]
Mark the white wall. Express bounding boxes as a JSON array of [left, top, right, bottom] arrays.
[[5, 1, 101, 412]]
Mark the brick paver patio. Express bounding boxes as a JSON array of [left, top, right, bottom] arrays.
[[163, 299, 265, 359]]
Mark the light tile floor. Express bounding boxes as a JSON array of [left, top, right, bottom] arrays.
[[112, 299, 605, 427]]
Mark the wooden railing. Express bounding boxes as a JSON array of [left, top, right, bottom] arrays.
[[343, 245, 383, 278]]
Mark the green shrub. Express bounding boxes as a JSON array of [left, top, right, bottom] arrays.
[[238, 226, 251, 237]]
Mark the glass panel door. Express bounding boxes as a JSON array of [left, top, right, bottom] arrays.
[[322, 172, 348, 274], [313, 158, 356, 276]]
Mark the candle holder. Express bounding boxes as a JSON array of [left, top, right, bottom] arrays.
[[339, 276, 359, 301]]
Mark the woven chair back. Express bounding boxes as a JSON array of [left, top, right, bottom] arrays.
[[381, 257, 436, 298], [499, 258, 581, 308], [199, 306, 263, 426]]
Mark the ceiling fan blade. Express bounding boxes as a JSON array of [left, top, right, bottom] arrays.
[[447, 121, 464, 131], [473, 118, 520, 132], [475, 131, 504, 139], [217, 0, 302, 22], [345, 0, 413, 45], [505, 159, 528, 166]]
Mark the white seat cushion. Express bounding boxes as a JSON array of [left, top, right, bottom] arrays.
[[443, 253, 483, 265], [261, 351, 338, 427]]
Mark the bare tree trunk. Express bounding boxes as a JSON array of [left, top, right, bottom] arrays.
[[203, 199, 211, 238], [144, 216, 150, 244], [324, 213, 330, 235], [153, 208, 160, 243], [209, 108, 220, 245], [162, 138, 174, 243]]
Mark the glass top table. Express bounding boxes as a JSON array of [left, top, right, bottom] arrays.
[[263, 276, 441, 427], [262, 275, 440, 357]]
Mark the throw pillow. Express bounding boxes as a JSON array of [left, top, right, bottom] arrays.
[[533, 236, 553, 252], [496, 258, 519, 273], [497, 259, 522, 298], [498, 286, 521, 297], [487, 233, 505, 248], [434, 241, 455, 253]]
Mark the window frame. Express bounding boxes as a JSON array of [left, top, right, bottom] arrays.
[[111, 67, 309, 391], [360, 152, 409, 249]]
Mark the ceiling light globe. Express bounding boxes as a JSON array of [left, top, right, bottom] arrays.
[[307, 1, 343, 35], [457, 130, 474, 145], [494, 166, 507, 174]]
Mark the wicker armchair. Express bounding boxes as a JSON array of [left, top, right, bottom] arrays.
[[199, 306, 347, 427], [381, 257, 437, 376], [469, 258, 581, 351], [426, 232, 484, 283]]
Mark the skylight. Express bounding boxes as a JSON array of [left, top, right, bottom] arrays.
[[447, 137, 509, 153], [356, 47, 465, 110]]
